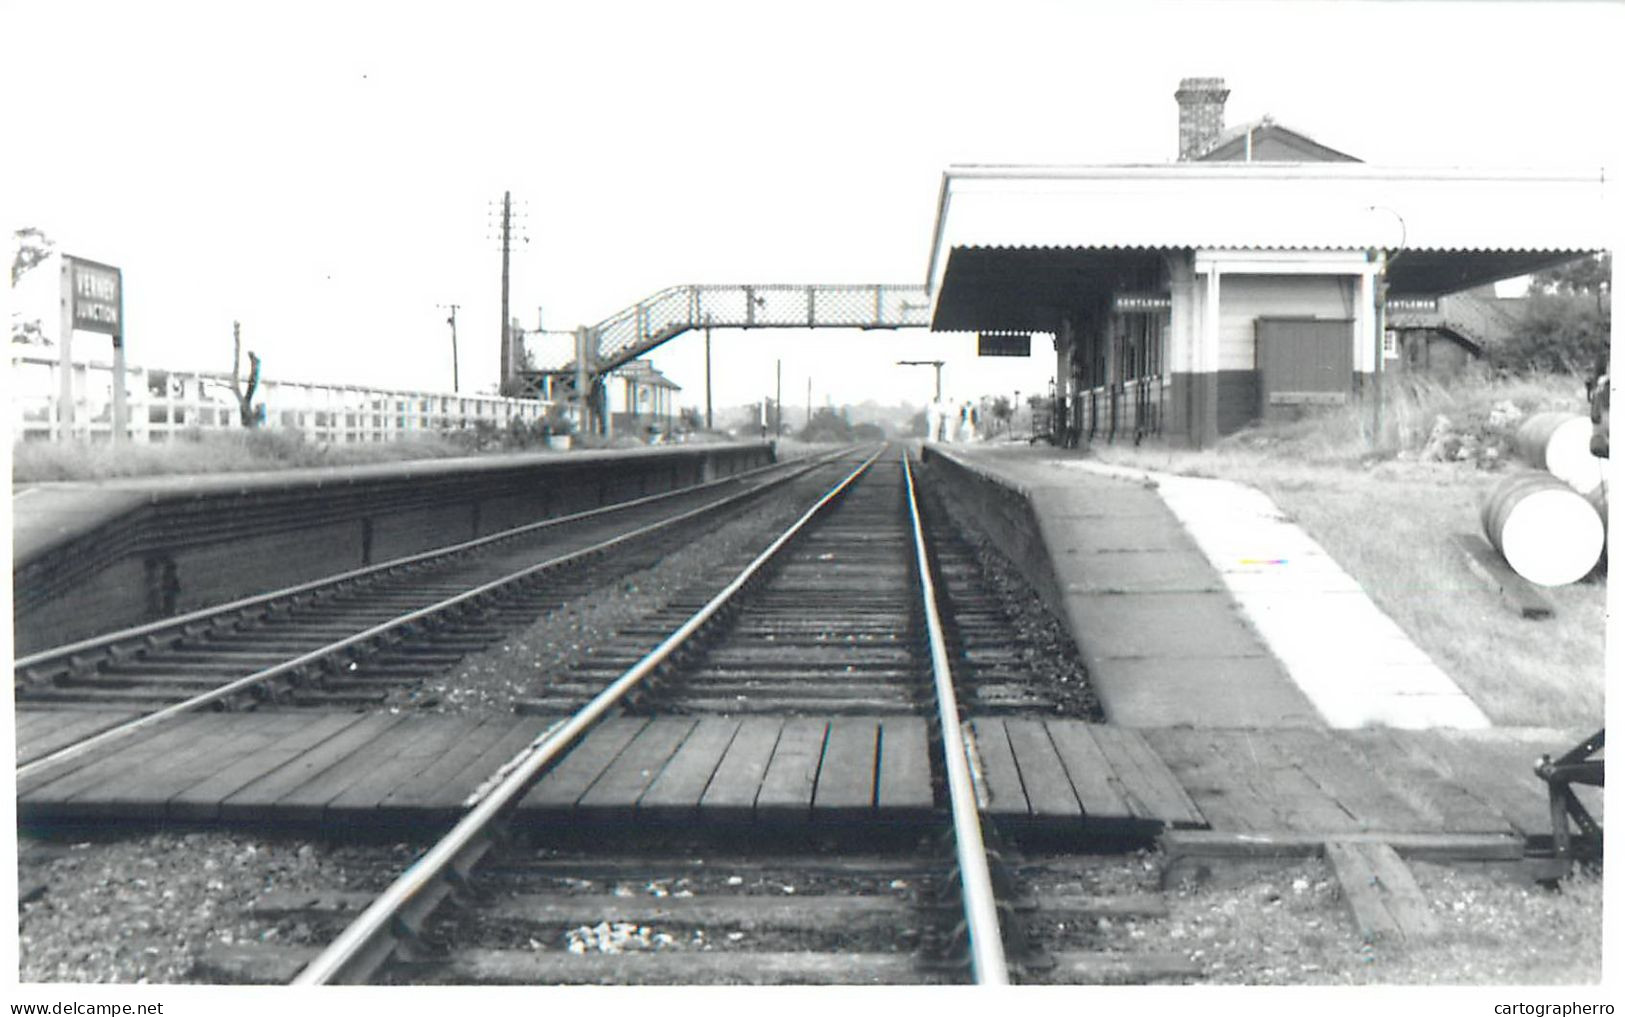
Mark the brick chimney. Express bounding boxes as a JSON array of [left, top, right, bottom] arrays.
[[1175, 77, 1229, 160]]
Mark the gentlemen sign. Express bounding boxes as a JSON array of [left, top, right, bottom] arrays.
[[68, 256, 122, 340], [1112, 292, 1171, 313], [977, 332, 1031, 357]]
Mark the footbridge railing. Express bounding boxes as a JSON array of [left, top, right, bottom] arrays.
[[578, 283, 932, 374]]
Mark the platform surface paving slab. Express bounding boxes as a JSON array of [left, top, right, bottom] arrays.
[[931, 446, 1321, 728]]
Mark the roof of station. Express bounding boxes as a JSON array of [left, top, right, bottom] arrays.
[[926, 162, 1610, 333]]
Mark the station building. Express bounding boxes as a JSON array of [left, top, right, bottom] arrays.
[[925, 78, 1610, 447]]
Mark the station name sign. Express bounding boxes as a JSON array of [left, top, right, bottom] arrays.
[[67, 256, 122, 338], [1112, 292, 1171, 314], [1385, 296, 1438, 313], [977, 332, 1031, 357]]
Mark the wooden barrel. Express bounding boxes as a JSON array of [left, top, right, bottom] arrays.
[[1515, 411, 1605, 493], [1481, 472, 1605, 586]]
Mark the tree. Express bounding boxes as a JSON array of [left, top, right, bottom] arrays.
[[10, 227, 55, 346], [1499, 254, 1611, 375], [1530, 253, 1611, 303], [798, 405, 856, 443], [989, 395, 1013, 434], [229, 321, 263, 427], [11, 227, 53, 286]]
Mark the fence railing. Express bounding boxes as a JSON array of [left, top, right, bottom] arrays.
[[10, 353, 553, 444]]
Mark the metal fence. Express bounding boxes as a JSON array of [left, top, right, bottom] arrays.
[[10, 353, 553, 444]]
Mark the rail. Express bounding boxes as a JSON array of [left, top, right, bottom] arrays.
[[292, 447, 886, 983], [902, 452, 1010, 984]]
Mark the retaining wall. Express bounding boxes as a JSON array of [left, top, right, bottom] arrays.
[[13, 443, 774, 654]]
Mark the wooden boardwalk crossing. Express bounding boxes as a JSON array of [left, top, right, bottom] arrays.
[[14, 709, 1569, 847]]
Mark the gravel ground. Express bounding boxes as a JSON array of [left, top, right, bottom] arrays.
[[1060, 853, 1604, 985], [16, 831, 413, 983], [387, 467, 831, 714]]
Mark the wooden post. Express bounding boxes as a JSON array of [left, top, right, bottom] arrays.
[[58, 257, 74, 439], [110, 267, 127, 444]]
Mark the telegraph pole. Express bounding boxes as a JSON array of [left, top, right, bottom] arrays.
[[806, 376, 811, 427], [498, 190, 512, 393], [775, 359, 782, 437], [440, 304, 460, 392], [704, 313, 713, 430]]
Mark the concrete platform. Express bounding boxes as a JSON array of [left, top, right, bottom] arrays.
[[924, 445, 1490, 730], [923, 445, 1320, 728], [11, 443, 777, 657]]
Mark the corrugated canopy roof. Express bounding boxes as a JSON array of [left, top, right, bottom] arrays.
[[927, 163, 1610, 300]]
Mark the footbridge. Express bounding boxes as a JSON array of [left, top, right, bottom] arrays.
[[516, 283, 931, 403]]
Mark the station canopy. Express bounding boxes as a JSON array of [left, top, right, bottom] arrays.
[[927, 163, 1610, 333]]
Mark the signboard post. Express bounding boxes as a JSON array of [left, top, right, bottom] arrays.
[[60, 255, 127, 443]]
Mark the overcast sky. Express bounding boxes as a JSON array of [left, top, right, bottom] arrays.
[[7, 0, 1622, 413]]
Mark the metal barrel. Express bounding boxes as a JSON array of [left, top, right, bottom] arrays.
[[1481, 471, 1605, 587], [1514, 411, 1604, 493]]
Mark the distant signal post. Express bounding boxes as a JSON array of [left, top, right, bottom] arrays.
[[59, 255, 126, 443]]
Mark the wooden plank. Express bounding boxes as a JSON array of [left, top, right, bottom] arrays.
[[1049, 951, 1202, 984], [262, 714, 436, 823], [17, 710, 134, 760], [377, 715, 518, 813], [1161, 828, 1524, 861], [249, 889, 915, 932], [1344, 729, 1516, 835], [968, 717, 1028, 818], [698, 716, 784, 820], [1326, 841, 1439, 943], [420, 717, 561, 811], [811, 717, 879, 821], [428, 948, 929, 986], [1359, 841, 1442, 939], [1083, 725, 1204, 827], [166, 713, 368, 821], [1003, 718, 1083, 821], [576, 717, 698, 818], [755, 717, 830, 822], [1043, 721, 1133, 822], [875, 717, 933, 817], [70, 713, 292, 819], [520, 717, 650, 813], [1453, 532, 1556, 620], [15, 711, 185, 796], [1136, 728, 1278, 832], [19, 715, 222, 809], [327, 716, 489, 815], [218, 713, 409, 822], [637, 717, 741, 820], [1240, 731, 1365, 834], [1272, 729, 1433, 833]]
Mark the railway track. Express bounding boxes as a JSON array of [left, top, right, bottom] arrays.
[[21, 444, 1181, 985], [12, 449, 858, 774], [197, 446, 1119, 985]]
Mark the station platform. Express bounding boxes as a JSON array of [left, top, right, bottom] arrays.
[[14, 709, 1584, 846], [924, 445, 1489, 731]]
